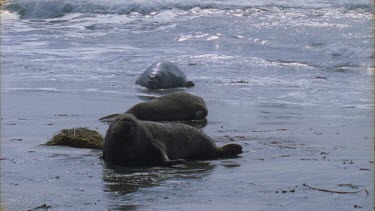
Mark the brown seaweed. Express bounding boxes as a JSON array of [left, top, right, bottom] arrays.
[[44, 128, 103, 149]]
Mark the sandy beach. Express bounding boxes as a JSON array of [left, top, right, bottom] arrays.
[[1, 0, 374, 210], [1, 85, 373, 210]]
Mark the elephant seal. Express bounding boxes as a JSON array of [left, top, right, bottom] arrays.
[[103, 114, 242, 166], [99, 92, 207, 122], [136, 61, 194, 89]]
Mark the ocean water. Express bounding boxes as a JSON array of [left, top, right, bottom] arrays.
[[1, 0, 374, 210], [1, 0, 373, 102]]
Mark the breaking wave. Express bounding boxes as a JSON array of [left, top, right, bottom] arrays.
[[3, 0, 238, 19], [2, 0, 373, 19]]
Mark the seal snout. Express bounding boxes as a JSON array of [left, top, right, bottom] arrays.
[[147, 81, 158, 89], [147, 76, 159, 89]]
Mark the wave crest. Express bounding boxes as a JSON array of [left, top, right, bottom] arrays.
[[3, 0, 373, 19], [4, 1, 74, 19], [3, 0, 232, 19]]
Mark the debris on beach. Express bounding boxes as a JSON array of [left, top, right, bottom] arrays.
[[44, 128, 103, 149], [230, 80, 249, 84], [302, 183, 369, 195], [314, 76, 328, 79], [28, 203, 52, 210]]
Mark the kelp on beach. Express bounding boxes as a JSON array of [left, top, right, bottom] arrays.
[[44, 128, 103, 149]]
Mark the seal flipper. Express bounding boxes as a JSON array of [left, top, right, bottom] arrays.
[[151, 140, 186, 166], [99, 113, 120, 122], [185, 81, 195, 87], [216, 144, 243, 158]]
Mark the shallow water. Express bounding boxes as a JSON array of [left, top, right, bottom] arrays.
[[1, 0, 374, 210]]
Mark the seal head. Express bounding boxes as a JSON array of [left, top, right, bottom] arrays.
[[136, 61, 195, 89]]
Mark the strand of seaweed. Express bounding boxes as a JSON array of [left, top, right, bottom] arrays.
[[303, 183, 369, 195]]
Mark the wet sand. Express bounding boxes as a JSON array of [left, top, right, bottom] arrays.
[[1, 88, 373, 211], [1, 0, 373, 209]]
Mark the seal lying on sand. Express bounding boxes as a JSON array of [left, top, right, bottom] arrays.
[[136, 61, 194, 89], [99, 92, 208, 122], [103, 114, 242, 166]]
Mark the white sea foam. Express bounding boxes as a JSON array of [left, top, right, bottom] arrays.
[[3, 0, 372, 19], [3, 87, 71, 93]]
